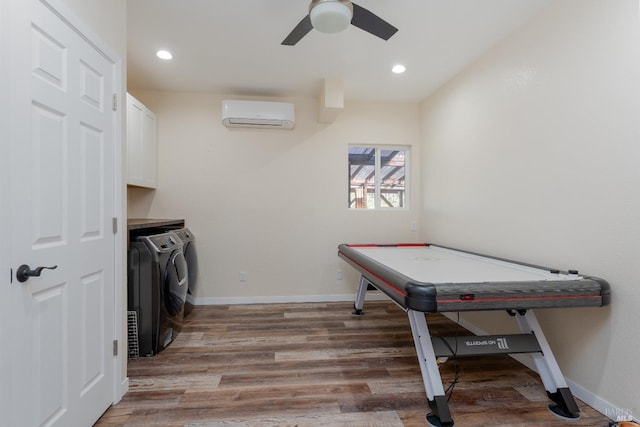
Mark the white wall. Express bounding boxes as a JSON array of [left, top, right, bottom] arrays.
[[58, 0, 127, 59], [421, 0, 639, 418], [128, 92, 422, 301]]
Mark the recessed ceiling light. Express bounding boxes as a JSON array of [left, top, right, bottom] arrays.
[[392, 64, 406, 74], [156, 50, 173, 60]]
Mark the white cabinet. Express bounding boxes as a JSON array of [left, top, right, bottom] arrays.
[[127, 93, 157, 188]]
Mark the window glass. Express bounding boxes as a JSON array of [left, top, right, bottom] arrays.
[[349, 147, 407, 209], [380, 149, 406, 208]]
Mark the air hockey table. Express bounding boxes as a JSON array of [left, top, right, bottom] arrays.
[[338, 243, 610, 427]]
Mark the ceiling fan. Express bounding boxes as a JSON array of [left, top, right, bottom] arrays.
[[282, 0, 398, 46]]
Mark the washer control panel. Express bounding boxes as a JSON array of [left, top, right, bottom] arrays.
[[141, 232, 183, 253]]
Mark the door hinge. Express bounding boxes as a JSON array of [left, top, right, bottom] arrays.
[[112, 93, 118, 111], [113, 340, 118, 356], [112, 217, 117, 234]]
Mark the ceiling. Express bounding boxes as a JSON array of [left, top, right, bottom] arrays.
[[127, 0, 552, 103]]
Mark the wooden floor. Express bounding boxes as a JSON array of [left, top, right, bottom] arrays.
[[96, 301, 610, 427]]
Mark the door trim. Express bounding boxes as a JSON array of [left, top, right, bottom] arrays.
[[0, 0, 12, 421]]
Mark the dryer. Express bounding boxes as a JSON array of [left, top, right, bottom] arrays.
[[128, 238, 154, 356], [128, 231, 188, 355], [172, 228, 198, 316]]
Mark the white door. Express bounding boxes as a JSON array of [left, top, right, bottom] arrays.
[[3, 0, 117, 425]]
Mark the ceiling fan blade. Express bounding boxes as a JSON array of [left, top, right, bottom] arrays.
[[282, 15, 313, 46], [351, 3, 398, 41]]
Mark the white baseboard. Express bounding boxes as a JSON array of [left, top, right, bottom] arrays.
[[120, 377, 129, 400], [565, 378, 637, 423], [443, 313, 636, 423], [192, 292, 388, 306]]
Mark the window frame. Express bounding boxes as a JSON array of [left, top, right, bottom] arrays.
[[348, 144, 410, 210]]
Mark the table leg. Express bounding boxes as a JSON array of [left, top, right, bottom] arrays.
[[352, 275, 369, 315], [408, 310, 454, 426], [515, 310, 580, 419]]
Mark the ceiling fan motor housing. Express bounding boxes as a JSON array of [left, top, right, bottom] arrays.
[[309, 0, 354, 33]]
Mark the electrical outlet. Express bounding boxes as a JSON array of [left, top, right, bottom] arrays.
[[410, 220, 417, 232], [239, 271, 247, 282], [336, 270, 343, 280]]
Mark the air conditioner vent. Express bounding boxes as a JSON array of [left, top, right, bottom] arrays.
[[222, 100, 295, 130]]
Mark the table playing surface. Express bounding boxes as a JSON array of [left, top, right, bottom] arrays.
[[350, 245, 580, 283], [338, 243, 610, 312]]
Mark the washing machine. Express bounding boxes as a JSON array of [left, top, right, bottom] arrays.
[[172, 228, 198, 316], [128, 231, 188, 355]]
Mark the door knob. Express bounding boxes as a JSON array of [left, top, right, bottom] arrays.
[[16, 264, 58, 283]]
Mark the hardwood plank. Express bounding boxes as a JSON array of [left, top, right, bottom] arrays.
[[179, 383, 372, 406], [275, 346, 416, 362], [183, 411, 405, 426], [129, 373, 222, 392]]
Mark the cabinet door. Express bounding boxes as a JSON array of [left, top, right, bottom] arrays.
[[141, 108, 157, 186], [127, 93, 157, 188]]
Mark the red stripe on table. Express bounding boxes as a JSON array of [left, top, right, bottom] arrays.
[[438, 295, 601, 303], [339, 253, 407, 297], [348, 243, 428, 248]]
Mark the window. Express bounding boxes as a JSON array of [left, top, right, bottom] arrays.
[[349, 146, 408, 209]]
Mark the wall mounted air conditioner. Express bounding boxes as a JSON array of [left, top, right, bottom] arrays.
[[221, 100, 295, 129]]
